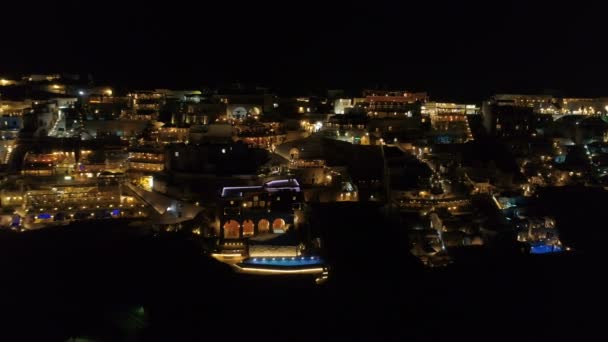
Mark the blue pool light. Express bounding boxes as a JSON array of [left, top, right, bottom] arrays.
[[530, 243, 563, 254], [244, 256, 324, 267]]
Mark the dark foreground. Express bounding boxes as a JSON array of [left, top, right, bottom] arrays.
[[0, 188, 606, 341]]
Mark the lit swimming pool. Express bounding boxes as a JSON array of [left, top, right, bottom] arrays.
[[530, 243, 563, 254], [243, 256, 324, 267]]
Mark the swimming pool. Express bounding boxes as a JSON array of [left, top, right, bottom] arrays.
[[530, 243, 563, 254], [243, 256, 324, 267]]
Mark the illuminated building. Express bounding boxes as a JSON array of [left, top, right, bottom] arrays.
[[274, 142, 362, 203], [333, 98, 353, 114], [422, 102, 479, 116], [226, 104, 263, 120], [21, 74, 61, 82], [22, 151, 77, 176], [173, 102, 224, 126], [325, 114, 369, 144], [491, 94, 608, 117], [0, 100, 31, 116], [0, 78, 18, 86], [235, 122, 286, 150], [559, 98, 608, 115], [77, 149, 126, 175], [0, 114, 22, 164], [85, 89, 127, 120], [516, 217, 563, 254], [422, 102, 478, 143], [158, 125, 189, 143], [354, 89, 427, 118], [20, 98, 77, 138], [1, 191, 25, 208], [277, 136, 388, 201], [213, 88, 276, 119], [1, 100, 29, 147], [128, 90, 164, 120], [128, 147, 164, 172], [274, 96, 321, 115], [215, 179, 304, 256], [20, 176, 146, 227], [43, 83, 67, 95], [492, 94, 555, 112]]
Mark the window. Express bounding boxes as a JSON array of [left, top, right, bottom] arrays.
[[242, 220, 254, 236], [258, 219, 270, 233], [272, 218, 286, 232], [223, 220, 240, 239]]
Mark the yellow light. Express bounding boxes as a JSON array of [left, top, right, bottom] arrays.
[[210, 253, 243, 259], [105, 89, 113, 96], [237, 267, 325, 275]]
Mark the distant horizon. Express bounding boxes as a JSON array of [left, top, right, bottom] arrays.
[[4, 71, 608, 104]]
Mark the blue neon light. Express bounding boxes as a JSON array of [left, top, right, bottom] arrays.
[[244, 256, 323, 267], [111, 209, 120, 216], [37, 213, 52, 219]]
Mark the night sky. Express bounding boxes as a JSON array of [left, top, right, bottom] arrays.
[[3, 1, 607, 100]]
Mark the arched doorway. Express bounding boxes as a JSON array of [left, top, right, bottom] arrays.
[[289, 148, 299, 160], [223, 220, 240, 239], [242, 219, 254, 236], [258, 219, 270, 233], [272, 218, 286, 233]]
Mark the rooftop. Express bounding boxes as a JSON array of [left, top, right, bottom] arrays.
[[221, 178, 300, 197]]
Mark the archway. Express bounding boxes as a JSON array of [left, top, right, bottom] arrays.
[[223, 220, 240, 239], [242, 219, 254, 236], [258, 219, 270, 233], [289, 148, 299, 160], [272, 218, 286, 232]]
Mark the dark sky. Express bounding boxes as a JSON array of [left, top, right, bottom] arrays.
[[3, 1, 607, 100]]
